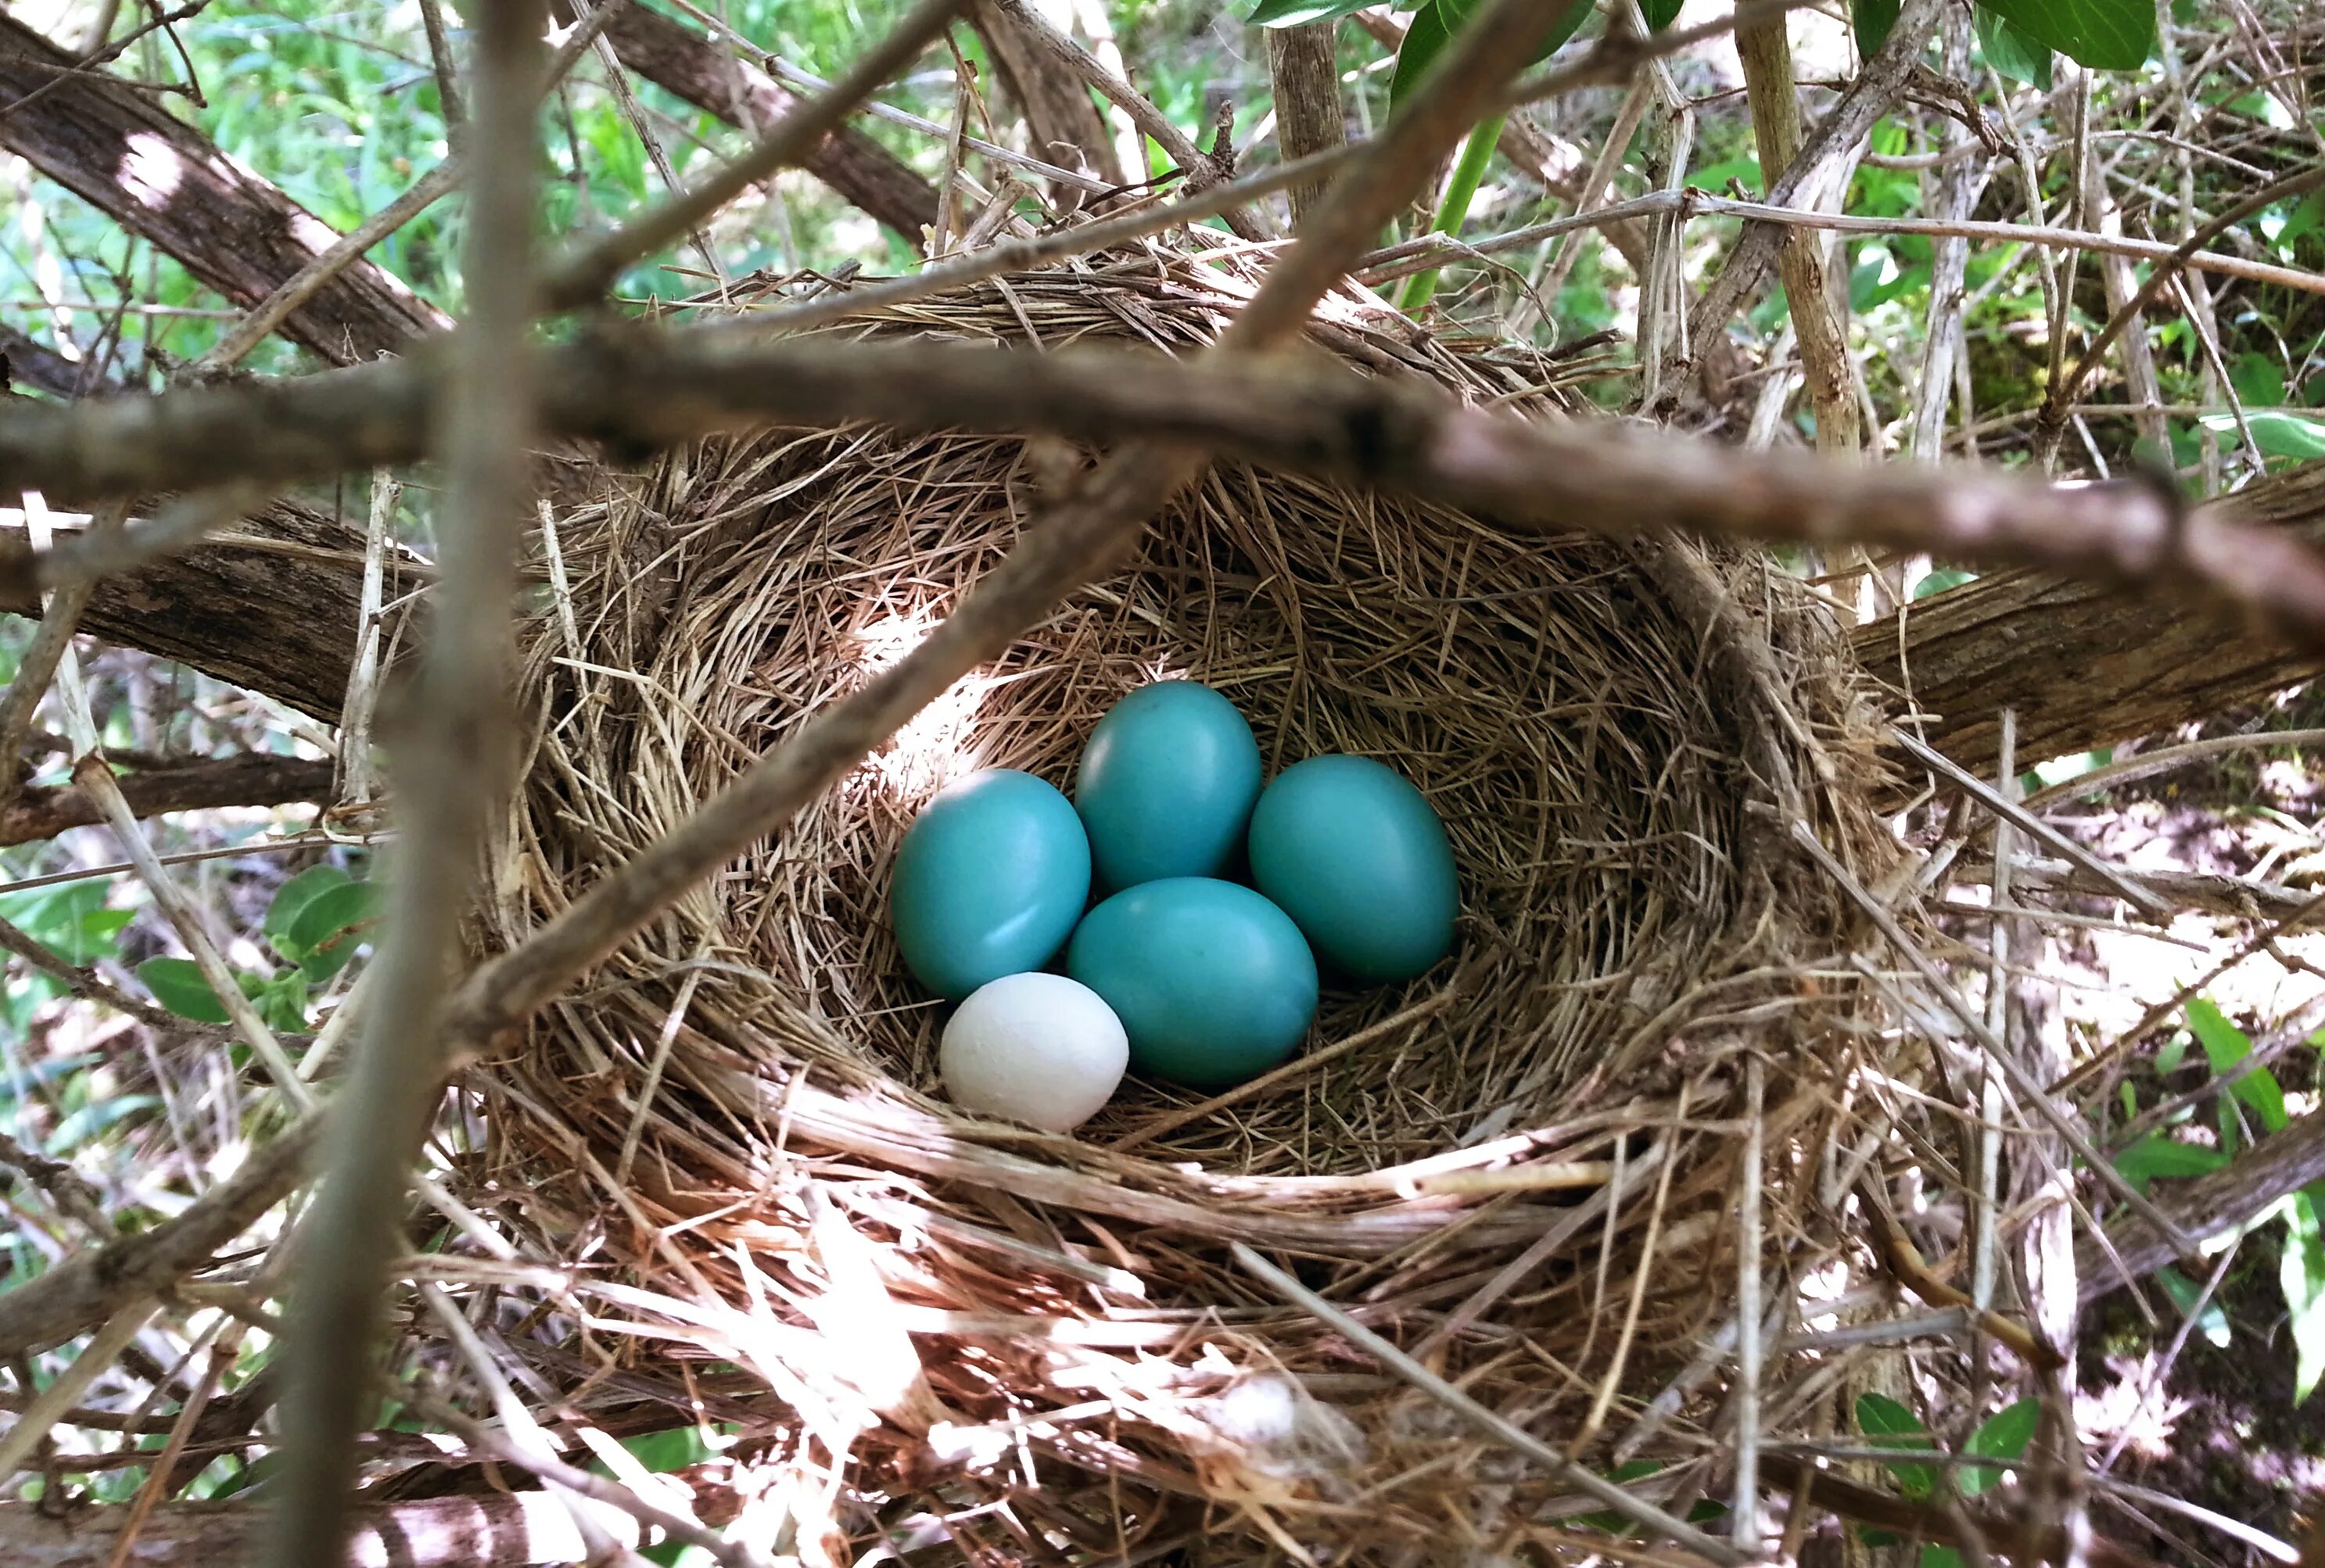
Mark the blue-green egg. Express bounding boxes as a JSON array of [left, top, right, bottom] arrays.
[[1247, 755, 1458, 984], [1065, 877, 1319, 1089], [1075, 681, 1263, 889], [891, 769, 1091, 1000]]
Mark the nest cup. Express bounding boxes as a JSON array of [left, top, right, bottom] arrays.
[[491, 251, 1893, 1557]]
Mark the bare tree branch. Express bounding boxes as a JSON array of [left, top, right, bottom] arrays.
[[264, 0, 548, 1553], [1674, 0, 1940, 397], [0, 1109, 320, 1360], [588, 0, 938, 241], [0, 12, 447, 363], [2076, 1110, 2325, 1304], [1265, 21, 1345, 225], [541, 0, 965, 310], [12, 337, 2325, 653], [0, 751, 335, 847]]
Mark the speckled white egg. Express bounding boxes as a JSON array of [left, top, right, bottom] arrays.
[[939, 972, 1128, 1132]]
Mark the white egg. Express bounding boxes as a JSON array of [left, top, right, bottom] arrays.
[[940, 972, 1128, 1132]]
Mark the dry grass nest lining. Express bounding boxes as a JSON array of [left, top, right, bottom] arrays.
[[481, 249, 1902, 1545]]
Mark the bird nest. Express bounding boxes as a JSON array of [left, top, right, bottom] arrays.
[[477, 249, 1907, 1562]]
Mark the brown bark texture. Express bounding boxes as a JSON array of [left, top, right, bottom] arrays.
[[590, 1, 941, 240], [1265, 22, 1345, 224], [0, 13, 447, 364], [1855, 459, 2325, 777], [0, 752, 337, 845], [0, 501, 382, 721], [970, 0, 1129, 188], [2075, 1104, 2325, 1304]]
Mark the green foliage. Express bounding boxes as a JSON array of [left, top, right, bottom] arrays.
[[1961, 1398, 2040, 1495], [1640, 0, 1685, 28], [137, 863, 375, 1030], [1855, 1393, 2039, 1508], [1913, 569, 1978, 601], [2186, 999, 2287, 1147], [1856, 1393, 1938, 1498], [2155, 1267, 2231, 1347], [1975, 0, 2155, 69], [1851, 0, 1901, 54], [1387, 0, 1589, 110], [1976, 7, 2054, 88], [2112, 1132, 2230, 1190], [2282, 1193, 2325, 1402]]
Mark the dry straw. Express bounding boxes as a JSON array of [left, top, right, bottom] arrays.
[[477, 244, 1914, 1561]]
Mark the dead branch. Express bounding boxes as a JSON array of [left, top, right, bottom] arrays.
[[1856, 459, 2325, 777], [262, 0, 547, 1556], [0, 13, 447, 363], [0, 1109, 321, 1360], [541, 0, 965, 310], [1675, 0, 1941, 396], [13, 337, 2325, 654], [0, 501, 386, 722], [2075, 1109, 2325, 1304], [0, 751, 335, 847], [1265, 21, 1344, 225], [587, 1, 938, 241]]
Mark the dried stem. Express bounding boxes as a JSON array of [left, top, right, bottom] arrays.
[[264, 0, 547, 1556]]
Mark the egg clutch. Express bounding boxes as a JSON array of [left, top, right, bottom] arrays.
[[889, 681, 1458, 1132]]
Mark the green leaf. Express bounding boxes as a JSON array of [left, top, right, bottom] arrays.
[[1388, 1, 1453, 110], [2187, 997, 2288, 1136], [1975, 0, 2154, 70], [620, 1426, 720, 1473], [285, 880, 380, 981], [136, 957, 233, 1024], [1961, 1398, 2040, 1494], [1852, 0, 1901, 54], [2112, 1133, 2229, 1191], [1857, 1392, 1936, 1499], [1922, 1549, 1966, 1568], [2246, 411, 2325, 462], [2155, 1266, 2231, 1347], [2283, 1193, 2325, 1402], [264, 864, 352, 953], [1641, 0, 1683, 27], [1976, 6, 2053, 88], [1392, 0, 1590, 109], [261, 973, 310, 1034], [1247, 0, 1376, 27], [2230, 352, 2287, 411], [1914, 568, 1978, 600]]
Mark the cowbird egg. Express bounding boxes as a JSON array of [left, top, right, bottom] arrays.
[[892, 769, 1091, 1000], [1247, 755, 1457, 983], [1075, 681, 1263, 889], [940, 973, 1128, 1132], [1067, 877, 1319, 1089]]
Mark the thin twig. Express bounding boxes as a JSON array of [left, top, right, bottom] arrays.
[[1230, 1241, 1746, 1564], [1792, 820, 2194, 1254], [541, 0, 964, 308], [265, 0, 548, 1555]]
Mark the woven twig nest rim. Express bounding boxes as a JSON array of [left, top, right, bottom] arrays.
[[481, 246, 1899, 1555]]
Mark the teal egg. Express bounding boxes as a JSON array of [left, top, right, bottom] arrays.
[[1075, 681, 1263, 889], [1247, 755, 1458, 984], [891, 769, 1091, 1000], [1065, 877, 1319, 1089]]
